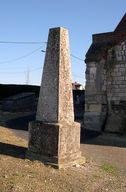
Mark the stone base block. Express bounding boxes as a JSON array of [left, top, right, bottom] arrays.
[[28, 121, 83, 168]]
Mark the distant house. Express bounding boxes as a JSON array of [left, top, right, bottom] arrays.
[[72, 82, 83, 90]]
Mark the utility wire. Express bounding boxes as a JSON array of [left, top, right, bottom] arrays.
[[0, 40, 83, 61], [0, 46, 42, 64], [70, 54, 84, 61], [0, 41, 47, 44], [0, 50, 83, 65], [0, 67, 83, 81], [0, 71, 25, 74], [0, 44, 84, 76], [0, 67, 84, 80], [41, 50, 84, 61], [0, 41, 84, 84], [0, 67, 42, 74]]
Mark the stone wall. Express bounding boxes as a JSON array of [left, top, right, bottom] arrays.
[[105, 40, 126, 133], [84, 59, 107, 131], [84, 14, 126, 134]]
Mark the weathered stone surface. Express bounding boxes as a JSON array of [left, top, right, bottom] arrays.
[[28, 27, 83, 168], [28, 121, 81, 168], [87, 104, 102, 112], [105, 101, 126, 133], [105, 113, 125, 133], [84, 14, 126, 134], [36, 27, 74, 123]]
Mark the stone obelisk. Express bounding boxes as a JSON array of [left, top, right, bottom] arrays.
[[28, 27, 82, 168]]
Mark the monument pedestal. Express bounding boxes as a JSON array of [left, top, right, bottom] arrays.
[[28, 121, 83, 168]]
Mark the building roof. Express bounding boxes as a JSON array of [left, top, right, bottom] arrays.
[[85, 13, 126, 62]]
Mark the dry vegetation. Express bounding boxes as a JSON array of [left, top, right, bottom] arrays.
[[0, 126, 125, 192]]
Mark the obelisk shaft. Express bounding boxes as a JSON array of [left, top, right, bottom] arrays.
[[36, 27, 74, 123]]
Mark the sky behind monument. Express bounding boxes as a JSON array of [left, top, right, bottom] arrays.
[[0, 0, 125, 86]]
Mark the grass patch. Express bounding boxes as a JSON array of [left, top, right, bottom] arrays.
[[100, 162, 119, 177]]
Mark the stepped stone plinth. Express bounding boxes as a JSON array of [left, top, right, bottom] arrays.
[[28, 27, 84, 168]]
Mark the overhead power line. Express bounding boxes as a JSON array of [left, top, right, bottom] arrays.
[[0, 67, 84, 80], [41, 50, 84, 61], [71, 54, 84, 61], [0, 70, 26, 74], [0, 41, 47, 44], [0, 62, 84, 82], [0, 46, 42, 64], [0, 49, 83, 65], [0, 67, 42, 74]]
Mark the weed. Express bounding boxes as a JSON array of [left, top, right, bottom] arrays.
[[100, 162, 119, 177]]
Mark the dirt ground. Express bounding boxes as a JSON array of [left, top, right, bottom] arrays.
[[0, 127, 126, 192]]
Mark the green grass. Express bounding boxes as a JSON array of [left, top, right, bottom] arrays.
[[100, 162, 119, 177]]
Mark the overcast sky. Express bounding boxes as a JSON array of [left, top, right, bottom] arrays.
[[0, 0, 125, 86]]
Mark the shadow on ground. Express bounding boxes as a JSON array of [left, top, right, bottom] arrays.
[[1, 113, 36, 130], [0, 112, 126, 148], [81, 128, 126, 148], [0, 142, 27, 159]]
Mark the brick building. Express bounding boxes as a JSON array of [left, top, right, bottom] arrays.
[[84, 14, 126, 134]]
